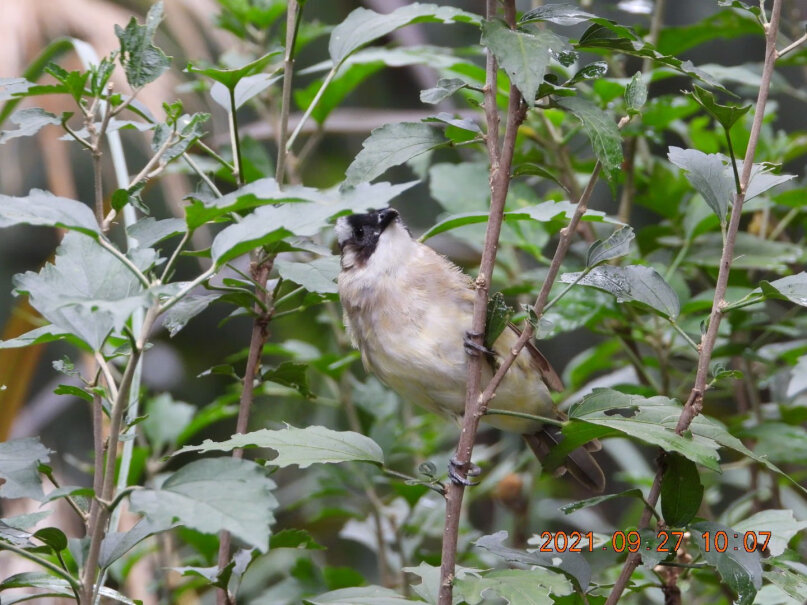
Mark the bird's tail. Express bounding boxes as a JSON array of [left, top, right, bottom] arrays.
[[523, 427, 605, 493]]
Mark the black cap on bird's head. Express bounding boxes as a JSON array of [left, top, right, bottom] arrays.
[[335, 208, 400, 262]]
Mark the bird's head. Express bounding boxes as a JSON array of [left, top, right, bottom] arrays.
[[335, 208, 402, 268]]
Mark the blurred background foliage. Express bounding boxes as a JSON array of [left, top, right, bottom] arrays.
[[1, 0, 806, 604]]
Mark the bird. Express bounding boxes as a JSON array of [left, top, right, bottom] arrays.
[[335, 207, 604, 492]]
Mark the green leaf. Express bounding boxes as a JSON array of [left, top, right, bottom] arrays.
[[305, 586, 413, 605], [100, 518, 174, 569], [0, 190, 100, 237], [691, 521, 762, 605], [557, 97, 623, 180], [625, 71, 648, 113], [429, 162, 489, 213], [761, 273, 807, 307], [668, 146, 734, 222], [114, 1, 170, 88], [586, 226, 634, 267], [152, 112, 210, 165], [174, 425, 385, 468], [560, 265, 680, 319], [32, 527, 68, 552], [420, 77, 467, 104], [560, 488, 645, 514], [129, 458, 277, 552], [485, 292, 513, 351], [210, 72, 282, 111], [689, 232, 801, 272], [142, 393, 196, 452], [54, 384, 94, 402], [764, 567, 807, 602], [660, 453, 703, 526], [733, 510, 807, 557], [689, 84, 751, 130], [567, 389, 721, 471], [0, 324, 78, 350], [0, 573, 135, 603], [275, 256, 340, 295], [567, 61, 608, 85], [329, 4, 479, 66], [163, 294, 219, 337], [475, 531, 590, 591], [0, 108, 61, 144], [270, 528, 325, 550], [262, 362, 313, 398], [787, 356, 807, 397], [520, 4, 597, 26], [740, 422, 807, 465], [343, 122, 447, 187], [0, 437, 51, 500], [187, 51, 281, 91], [126, 217, 186, 249], [481, 19, 570, 107], [456, 568, 573, 605], [13, 232, 152, 350]]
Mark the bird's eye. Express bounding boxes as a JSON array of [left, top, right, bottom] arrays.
[[354, 226, 364, 239]]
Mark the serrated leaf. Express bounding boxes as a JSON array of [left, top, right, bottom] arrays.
[[761, 272, 807, 307], [114, 1, 170, 88], [13, 232, 152, 350], [420, 77, 467, 104], [481, 19, 570, 107], [560, 265, 679, 319], [689, 84, 751, 130], [560, 488, 645, 514], [475, 530, 590, 590], [557, 97, 623, 180], [276, 256, 340, 295], [567, 389, 721, 471], [262, 362, 313, 398], [329, 4, 479, 66], [456, 568, 573, 605], [174, 425, 384, 468], [660, 453, 703, 526], [343, 122, 447, 187], [520, 4, 597, 26], [127, 217, 186, 249], [0, 190, 100, 237], [625, 71, 648, 112], [733, 510, 807, 557], [0, 108, 61, 144], [129, 458, 277, 552], [691, 521, 762, 605], [0, 437, 51, 500], [586, 226, 634, 266]]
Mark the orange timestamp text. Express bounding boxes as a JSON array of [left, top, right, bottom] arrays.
[[534, 530, 772, 553]]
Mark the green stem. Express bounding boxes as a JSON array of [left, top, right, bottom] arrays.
[[724, 128, 742, 196], [229, 88, 244, 186], [286, 66, 337, 152], [484, 408, 565, 428], [272, 285, 304, 309], [97, 237, 150, 288], [664, 238, 690, 281], [668, 320, 699, 352], [722, 294, 767, 312], [544, 267, 591, 313], [160, 230, 192, 282], [159, 266, 216, 314], [0, 542, 81, 592]]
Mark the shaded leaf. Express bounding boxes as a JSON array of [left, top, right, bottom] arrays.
[[262, 362, 313, 398], [305, 586, 413, 604], [761, 272, 807, 308], [586, 226, 634, 267], [560, 488, 645, 514], [485, 292, 513, 351], [163, 294, 219, 337], [142, 394, 196, 452], [32, 527, 67, 552], [481, 19, 570, 107], [0, 438, 50, 501], [625, 71, 648, 113], [691, 521, 762, 605], [0, 108, 61, 144], [114, 1, 170, 88], [420, 77, 467, 104], [521, 4, 597, 26], [187, 51, 281, 90], [660, 453, 703, 526], [276, 256, 340, 295], [456, 568, 573, 605], [568, 61, 608, 85], [129, 458, 277, 552], [560, 265, 680, 319], [174, 425, 384, 468], [740, 422, 807, 465], [787, 356, 807, 397], [343, 122, 447, 187], [329, 4, 479, 66], [689, 84, 751, 130], [210, 72, 282, 111], [0, 190, 100, 237], [270, 528, 325, 550], [557, 97, 623, 180]]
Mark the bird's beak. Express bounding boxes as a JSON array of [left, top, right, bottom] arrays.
[[377, 208, 399, 231]]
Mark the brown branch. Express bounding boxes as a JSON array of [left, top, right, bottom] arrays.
[[604, 2, 783, 602], [216, 258, 273, 605], [437, 2, 524, 603]]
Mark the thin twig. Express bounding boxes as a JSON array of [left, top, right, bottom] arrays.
[[438, 1, 524, 603], [777, 31, 807, 58], [604, 2, 784, 602], [275, 0, 300, 184]]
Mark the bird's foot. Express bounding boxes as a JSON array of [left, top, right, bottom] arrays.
[[448, 455, 481, 486], [463, 331, 495, 358]]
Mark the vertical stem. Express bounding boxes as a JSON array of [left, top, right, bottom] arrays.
[[438, 2, 525, 603], [604, 2, 784, 602], [275, 0, 300, 184], [229, 89, 244, 187]]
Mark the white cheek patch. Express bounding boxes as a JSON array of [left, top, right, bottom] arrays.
[[335, 216, 353, 246]]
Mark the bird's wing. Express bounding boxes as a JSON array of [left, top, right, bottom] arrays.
[[506, 323, 564, 392]]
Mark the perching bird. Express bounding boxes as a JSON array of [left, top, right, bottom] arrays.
[[336, 207, 604, 492]]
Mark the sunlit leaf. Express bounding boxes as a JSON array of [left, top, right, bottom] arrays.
[[0, 190, 100, 237], [0, 437, 51, 501], [115, 1, 170, 88]]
